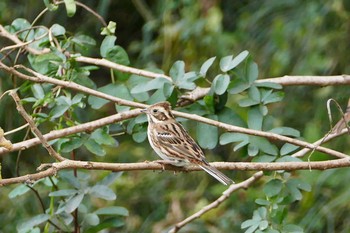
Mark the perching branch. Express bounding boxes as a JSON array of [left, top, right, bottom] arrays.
[[0, 62, 348, 159], [1, 158, 350, 186]]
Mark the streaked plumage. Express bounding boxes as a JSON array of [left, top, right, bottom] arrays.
[[141, 101, 234, 185]]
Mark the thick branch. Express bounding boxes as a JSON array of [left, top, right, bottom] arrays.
[[1, 158, 350, 186]]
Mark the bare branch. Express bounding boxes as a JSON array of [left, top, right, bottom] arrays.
[[2, 158, 350, 186], [168, 171, 264, 233], [9, 91, 65, 161], [0, 62, 348, 159], [74, 56, 172, 81], [0, 109, 141, 156]]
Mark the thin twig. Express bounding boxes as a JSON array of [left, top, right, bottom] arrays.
[[9, 90, 65, 161], [168, 171, 264, 233]]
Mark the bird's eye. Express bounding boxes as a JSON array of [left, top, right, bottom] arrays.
[[152, 109, 158, 113]]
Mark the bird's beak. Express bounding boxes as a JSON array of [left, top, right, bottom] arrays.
[[140, 108, 147, 113]]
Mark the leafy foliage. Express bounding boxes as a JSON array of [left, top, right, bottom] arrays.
[[0, 1, 349, 233]]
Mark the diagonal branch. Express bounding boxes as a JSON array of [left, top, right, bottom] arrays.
[[0, 62, 348, 159], [168, 171, 264, 233], [9, 91, 65, 161], [0, 109, 141, 156]]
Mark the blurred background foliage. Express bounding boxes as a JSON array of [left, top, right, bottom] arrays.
[[1, 0, 350, 232]]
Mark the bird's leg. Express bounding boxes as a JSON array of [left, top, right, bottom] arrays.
[[153, 159, 175, 171]]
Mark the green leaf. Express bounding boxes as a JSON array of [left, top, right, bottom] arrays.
[[99, 172, 123, 186], [65, 193, 84, 213], [60, 137, 84, 153], [60, 171, 81, 189], [84, 213, 100, 226], [31, 84, 45, 99], [169, 60, 185, 83], [276, 156, 302, 162], [286, 179, 311, 201], [88, 83, 131, 109], [263, 179, 283, 197], [259, 220, 269, 230], [228, 80, 250, 94], [249, 136, 279, 156], [100, 35, 117, 57], [280, 143, 300, 156], [132, 130, 147, 143], [85, 219, 125, 233], [90, 128, 116, 146], [269, 127, 300, 137], [197, 115, 218, 149], [248, 144, 259, 156], [95, 206, 129, 216], [255, 82, 282, 89], [247, 61, 259, 83], [238, 98, 259, 107], [50, 24, 66, 36], [43, 0, 59, 11], [219, 133, 249, 145], [247, 107, 263, 130], [248, 85, 261, 102], [282, 224, 304, 233], [101, 21, 117, 36], [72, 34, 96, 47], [200, 56, 216, 76], [217, 107, 245, 127], [219, 55, 233, 72], [106, 45, 130, 65], [49, 189, 78, 197], [28, 52, 62, 74], [50, 101, 70, 119], [220, 51, 249, 72], [179, 71, 198, 89], [84, 139, 106, 156], [90, 185, 116, 200], [64, 0, 76, 17], [11, 18, 31, 32], [262, 91, 284, 104], [17, 214, 50, 232], [231, 50, 249, 70], [212, 74, 230, 95], [255, 199, 270, 206], [252, 154, 276, 162], [131, 78, 171, 94], [8, 184, 30, 198]]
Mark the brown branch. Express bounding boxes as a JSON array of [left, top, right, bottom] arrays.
[[2, 158, 350, 186], [169, 171, 264, 233], [1, 62, 348, 159], [256, 75, 350, 86], [74, 56, 172, 81], [0, 109, 141, 156], [9, 91, 65, 161], [169, 129, 347, 232]]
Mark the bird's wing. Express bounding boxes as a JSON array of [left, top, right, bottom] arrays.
[[156, 123, 205, 162]]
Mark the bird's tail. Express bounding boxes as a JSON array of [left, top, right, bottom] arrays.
[[199, 164, 234, 185]]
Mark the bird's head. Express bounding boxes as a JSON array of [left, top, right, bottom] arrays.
[[141, 101, 175, 123]]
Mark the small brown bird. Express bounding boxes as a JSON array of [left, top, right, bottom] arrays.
[[141, 101, 234, 185], [332, 98, 350, 133]]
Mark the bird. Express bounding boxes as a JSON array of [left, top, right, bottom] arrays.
[[141, 101, 234, 185]]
